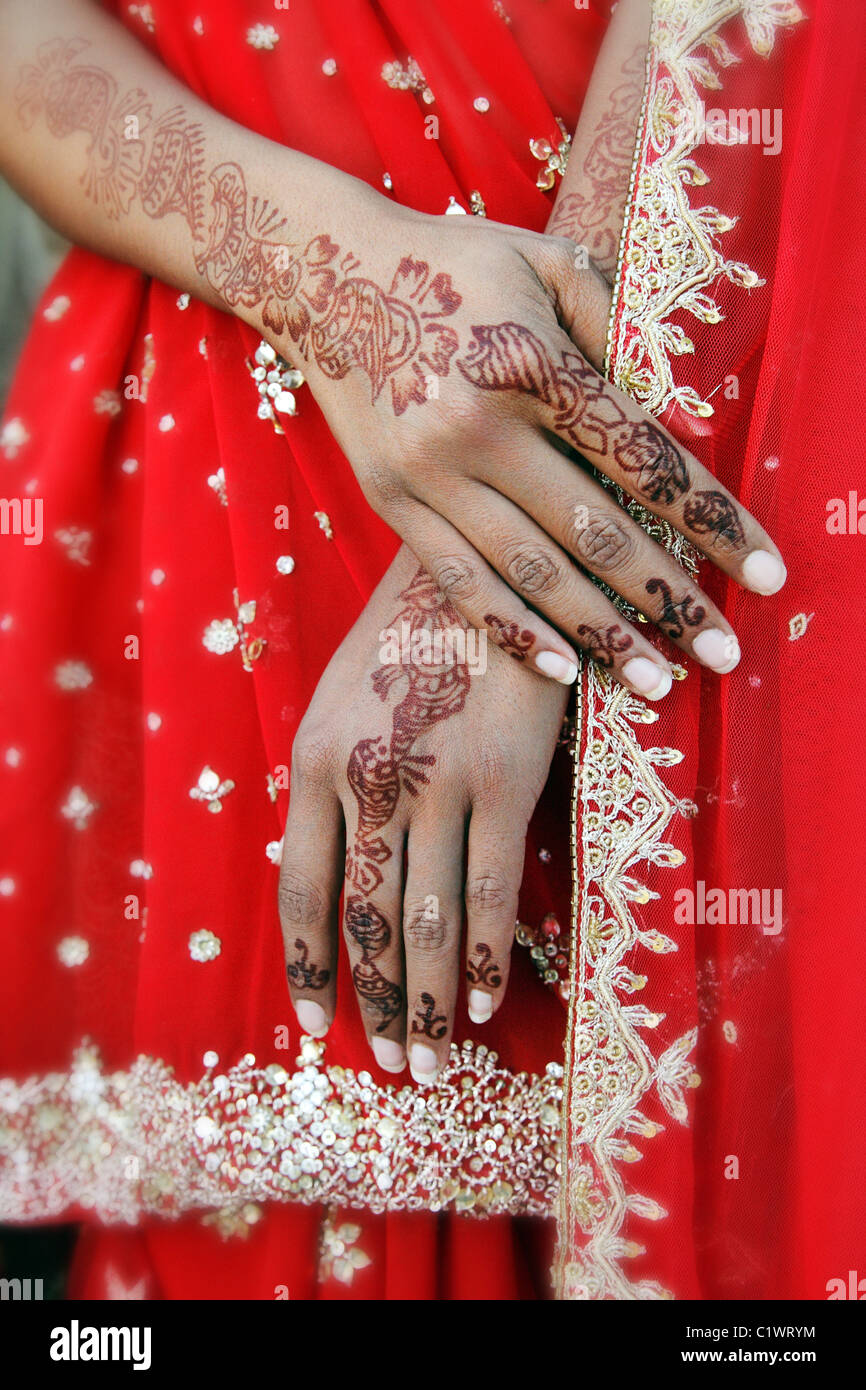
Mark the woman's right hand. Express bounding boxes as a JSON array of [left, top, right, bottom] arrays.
[[250, 192, 786, 698]]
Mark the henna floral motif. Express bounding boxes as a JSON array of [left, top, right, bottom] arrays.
[[682, 490, 746, 547], [483, 614, 535, 662], [16, 41, 460, 418], [466, 942, 502, 989], [547, 46, 647, 277], [286, 938, 330, 991], [410, 993, 448, 1041], [457, 322, 691, 508], [645, 577, 706, 640], [611, 423, 689, 505], [575, 623, 634, 668], [16, 38, 151, 219], [345, 898, 402, 1032]]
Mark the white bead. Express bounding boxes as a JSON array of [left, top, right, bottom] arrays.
[[276, 555, 295, 575], [273, 390, 296, 414], [473, 97, 490, 113]]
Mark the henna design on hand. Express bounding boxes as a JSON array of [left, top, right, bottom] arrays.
[[343, 571, 472, 1029], [345, 897, 403, 1031], [410, 992, 448, 1041], [483, 614, 535, 662], [457, 323, 690, 506], [547, 47, 647, 277], [682, 490, 746, 547], [645, 577, 706, 640], [466, 942, 503, 989], [575, 623, 634, 668], [16, 41, 460, 417], [286, 938, 330, 991]]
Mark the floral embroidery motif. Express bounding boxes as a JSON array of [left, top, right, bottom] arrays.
[[247, 340, 305, 434], [201, 591, 265, 670], [54, 660, 93, 691], [605, 0, 803, 419], [381, 58, 434, 106], [189, 766, 235, 813], [529, 118, 572, 190], [0, 1039, 563, 1225], [556, 666, 699, 1301], [57, 936, 90, 968], [245, 24, 279, 52], [0, 418, 29, 458], [60, 785, 98, 830], [54, 527, 92, 566], [188, 929, 222, 963], [207, 467, 227, 506], [319, 1211, 372, 1285]]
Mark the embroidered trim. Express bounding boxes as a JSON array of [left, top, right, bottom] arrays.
[[557, 0, 803, 1301], [556, 665, 698, 1299], [605, 0, 803, 419], [0, 1038, 562, 1225]]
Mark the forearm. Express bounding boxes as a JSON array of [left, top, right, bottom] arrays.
[[547, 0, 650, 280], [0, 0, 380, 336]]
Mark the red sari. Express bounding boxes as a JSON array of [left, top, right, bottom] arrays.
[[0, 0, 863, 1301]]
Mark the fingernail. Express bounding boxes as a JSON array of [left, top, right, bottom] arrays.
[[535, 650, 579, 684], [468, 989, 493, 1024], [295, 999, 329, 1038], [372, 1036, 406, 1073], [742, 549, 787, 595], [692, 628, 741, 674], [622, 657, 672, 700], [409, 1043, 439, 1085]]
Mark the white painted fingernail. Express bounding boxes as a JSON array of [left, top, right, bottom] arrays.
[[409, 1043, 439, 1085], [692, 628, 740, 673], [372, 1036, 406, 1073], [295, 999, 328, 1038], [622, 657, 672, 700], [535, 651, 579, 684], [742, 549, 787, 595], [468, 989, 493, 1024]]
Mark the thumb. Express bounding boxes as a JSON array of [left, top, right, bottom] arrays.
[[524, 235, 613, 374]]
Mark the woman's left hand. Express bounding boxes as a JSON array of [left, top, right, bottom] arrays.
[[277, 545, 568, 1084]]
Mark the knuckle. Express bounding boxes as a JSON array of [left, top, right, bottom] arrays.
[[465, 870, 513, 914], [403, 900, 451, 952], [471, 746, 507, 801], [503, 543, 565, 600], [430, 554, 481, 605], [356, 453, 405, 515], [290, 719, 333, 787], [574, 513, 636, 570], [278, 868, 327, 928]]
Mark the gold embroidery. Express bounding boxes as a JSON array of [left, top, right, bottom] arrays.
[[319, 1210, 372, 1285], [0, 1038, 563, 1225], [605, 0, 803, 419], [557, 0, 803, 1301]]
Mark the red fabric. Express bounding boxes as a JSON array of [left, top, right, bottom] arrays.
[[1, 0, 864, 1301]]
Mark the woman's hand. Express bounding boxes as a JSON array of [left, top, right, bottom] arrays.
[[257, 195, 785, 699], [277, 546, 569, 1084]]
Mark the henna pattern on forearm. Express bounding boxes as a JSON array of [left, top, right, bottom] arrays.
[[547, 46, 646, 277], [645, 577, 706, 640], [482, 614, 535, 662], [286, 938, 330, 991], [466, 943, 502, 989], [575, 622, 634, 668], [410, 993, 448, 1041], [458, 322, 690, 507], [16, 39, 460, 415], [343, 570, 471, 1032]]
